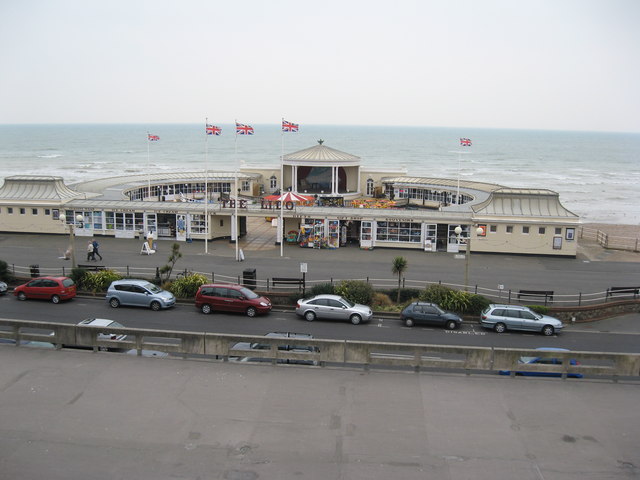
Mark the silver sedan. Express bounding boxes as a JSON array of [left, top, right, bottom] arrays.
[[295, 294, 373, 325]]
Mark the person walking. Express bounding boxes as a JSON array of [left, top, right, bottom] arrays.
[[86, 241, 95, 261], [92, 239, 102, 261]]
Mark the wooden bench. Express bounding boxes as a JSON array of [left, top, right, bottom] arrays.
[[77, 264, 107, 272], [606, 286, 640, 299], [517, 290, 554, 304], [271, 277, 304, 290]]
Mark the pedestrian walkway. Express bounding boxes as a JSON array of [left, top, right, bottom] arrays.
[[1, 345, 638, 479]]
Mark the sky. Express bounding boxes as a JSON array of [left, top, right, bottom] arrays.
[[1, 0, 639, 132]]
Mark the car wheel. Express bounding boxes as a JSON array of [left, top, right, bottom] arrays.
[[446, 320, 458, 330], [304, 311, 316, 322], [109, 298, 120, 308], [17, 292, 27, 301], [350, 314, 362, 325], [542, 325, 554, 336], [201, 304, 212, 314], [246, 307, 257, 317], [404, 318, 414, 327], [51, 295, 60, 304], [150, 301, 161, 311], [494, 322, 507, 333]]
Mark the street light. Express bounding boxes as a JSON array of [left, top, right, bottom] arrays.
[[455, 225, 484, 292], [59, 213, 84, 268]]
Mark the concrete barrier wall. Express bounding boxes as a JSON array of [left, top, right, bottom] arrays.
[[1, 319, 638, 378]]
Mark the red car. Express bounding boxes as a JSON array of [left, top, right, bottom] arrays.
[[14, 276, 77, 303], [195, 284, 272, 317]]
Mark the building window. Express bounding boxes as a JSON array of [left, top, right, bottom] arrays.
[[522, 226, 529, 234], [269, 175, 277, 189], [32, 208, 38, 215], [241, 180, 250, 191], [489, 225, 497, 233], [366, 179, 374, 196], [538, 227, 546, 235], [45, 209, 51, 215], [20, 208, 26, 215], [555, 227, 562, 235], [7, 208, 13, 214], [506, 225, 513, 234]]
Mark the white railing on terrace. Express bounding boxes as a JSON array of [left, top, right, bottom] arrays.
[[6, 264, 640, 307]]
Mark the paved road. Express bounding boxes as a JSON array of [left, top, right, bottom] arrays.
[[3, 295, 640, 354], [1, 229, 640, 298], [1, 345, 639, 480]]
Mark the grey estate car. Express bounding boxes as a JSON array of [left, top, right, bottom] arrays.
[[106, 279, 176, 311], [480, 304, 563, 336], [295, 294, 373, 325]]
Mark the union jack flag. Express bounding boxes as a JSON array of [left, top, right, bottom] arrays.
[[206, 124, 222, 135], [235, 122, 254, 135], [148, 134, 160, 141], [282, 119, 299, 133], [460, 137, 472, 146]]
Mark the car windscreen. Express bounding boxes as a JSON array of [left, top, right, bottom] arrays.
[[342, 298, 355, 308], [62, 278, 75, 287], [145, 283, 163, 293], [240, 287, 259, 299]]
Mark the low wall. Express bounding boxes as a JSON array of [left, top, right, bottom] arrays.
[[549, 300, 640, 323], [1, 319, 638, 379]]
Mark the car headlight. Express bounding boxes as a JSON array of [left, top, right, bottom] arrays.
[[260, 302, 268, 307]]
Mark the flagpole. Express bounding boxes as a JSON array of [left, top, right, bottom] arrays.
[[280, 118, 284, 257], [147, 132, 151, 201], [234, 121, 239, 262], [204, 118, 209, 254], [457, 150, 461, 205]]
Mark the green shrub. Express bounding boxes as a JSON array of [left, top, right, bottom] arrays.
[[467, 294, 491, 315], [527, 305, 549, 315], [0, 260, 11, 282], [439, 290, 473, 313], [70, 268, 90, 289], [418, 284, 454, 305], [307, 282, 336, 297], [378, 288, 422, 304], [372, 292, 393, 308], [82, 269, 123, 293], [167, 273, 208, 299], [335, 280, 374, 305]]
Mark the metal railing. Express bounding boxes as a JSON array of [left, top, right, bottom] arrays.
[[7, 263, 640, 307], [580, 226, 640, 252], [1, 319, 638, 379]]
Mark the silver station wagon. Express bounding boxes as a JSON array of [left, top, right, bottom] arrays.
[[480, 304, 563, 336], [295, 294, 373, 325]]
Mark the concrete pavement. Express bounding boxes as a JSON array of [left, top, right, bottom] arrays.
[[1, 345, 639, 480], [1, 217, 640, 298]]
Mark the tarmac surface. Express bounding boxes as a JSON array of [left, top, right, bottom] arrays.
[[1, 345, 639, 480], [1, 218, 639, 295]]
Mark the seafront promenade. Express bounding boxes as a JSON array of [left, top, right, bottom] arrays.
[[1, 219, 639, 296]]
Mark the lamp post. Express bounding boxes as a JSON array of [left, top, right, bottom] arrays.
[[455, 225, 484, 292], [59, 213, 84, 268]]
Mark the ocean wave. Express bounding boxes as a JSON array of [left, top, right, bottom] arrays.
[[36, 154, 63, 158]]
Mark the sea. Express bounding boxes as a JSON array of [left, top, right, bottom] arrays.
[[0, 124, 639, 225]]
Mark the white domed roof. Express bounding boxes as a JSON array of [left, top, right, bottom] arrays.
[[283, 140, 360, 164]]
